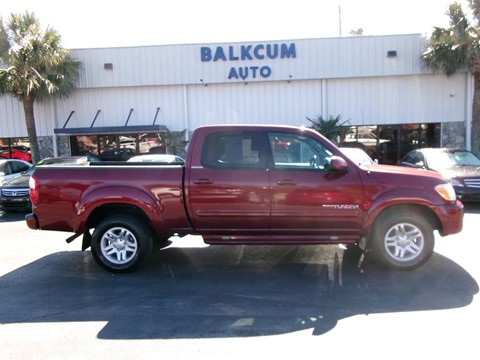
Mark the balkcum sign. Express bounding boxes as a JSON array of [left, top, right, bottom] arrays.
[[200, 43, 296, 81]]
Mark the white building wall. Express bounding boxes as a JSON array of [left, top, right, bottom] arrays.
[[0, 73, 469, 138], [0, 96, 55, 138], [53, 86, 186, 132], [70, 34, 426, 89], [0, 96, 26, 138], [0, 34, 471, 140], [1, 72, 469, 137], [326, 73, 467, 126], [186, 80, 323, 129]]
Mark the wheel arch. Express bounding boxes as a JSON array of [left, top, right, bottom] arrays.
[[76, 186, 168, 232], [369, 204, 440, 235], [80, 203, 158, 250], [86, 203, 155, 230], [78, 185, 172, 250], [362, 188, 445, 238]]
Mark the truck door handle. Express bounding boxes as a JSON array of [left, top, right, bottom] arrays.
[[276, 180, 297, 186], [193, 179, 214, 185]]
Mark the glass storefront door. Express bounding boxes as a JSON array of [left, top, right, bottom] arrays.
[[340, 123, 440, 164]]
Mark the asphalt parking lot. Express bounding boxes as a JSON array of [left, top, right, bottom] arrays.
[[1, 205, 479, 360]]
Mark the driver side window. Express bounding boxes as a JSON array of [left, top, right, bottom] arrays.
[[267, 132, 332, 170]]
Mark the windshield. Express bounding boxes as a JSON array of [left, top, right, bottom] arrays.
[[427, 150, 480, 170]]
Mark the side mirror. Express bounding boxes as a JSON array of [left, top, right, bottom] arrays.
[[329, 156, 349, 172]]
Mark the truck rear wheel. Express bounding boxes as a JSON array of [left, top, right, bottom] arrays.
[[91, 215, 153, 273], [370, 212, 434, 270]]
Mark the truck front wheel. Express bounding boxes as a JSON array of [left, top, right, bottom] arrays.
[[91, 215, 153, 273], [370, 213, 434, 270]]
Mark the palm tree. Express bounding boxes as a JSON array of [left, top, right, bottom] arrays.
[[307, 114, 351, 144], [0, 11, 80, 163], [162, 129, 189, 158], [422, 1, 480, 155]]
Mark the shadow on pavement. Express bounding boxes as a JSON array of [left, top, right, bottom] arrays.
[[0, 210, 29, 223], [0, 243, 477, 339], [464, 203, 480, 214]]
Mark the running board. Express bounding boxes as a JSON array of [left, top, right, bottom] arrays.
[[202, 234, 359, 245]]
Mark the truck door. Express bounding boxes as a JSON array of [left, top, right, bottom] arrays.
[[186, 130, 271, 234], [267, 131, 364, 240]]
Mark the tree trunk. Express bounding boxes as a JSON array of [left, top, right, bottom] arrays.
[[22, 95, 41, 164]]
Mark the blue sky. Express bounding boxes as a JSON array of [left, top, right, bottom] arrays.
[[1, 0, 469, 49]]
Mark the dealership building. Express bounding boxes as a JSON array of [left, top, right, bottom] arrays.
[[0, 33, 472, 163]]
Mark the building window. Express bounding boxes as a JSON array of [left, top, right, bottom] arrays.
[[339, 123, 440, 165], [70, 132, 165, 161], [0, 138, 32, 163]]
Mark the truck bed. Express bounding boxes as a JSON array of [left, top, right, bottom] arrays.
[[30, 163, 191, 234]]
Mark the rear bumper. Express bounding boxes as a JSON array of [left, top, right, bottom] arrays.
[[437, 200, 464, 236], [25, 213, 39, 230]]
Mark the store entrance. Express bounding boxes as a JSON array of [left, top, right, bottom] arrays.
[[341, 123, 440, 164]]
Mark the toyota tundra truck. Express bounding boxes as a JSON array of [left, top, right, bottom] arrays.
[[25, 125, 464, 273]]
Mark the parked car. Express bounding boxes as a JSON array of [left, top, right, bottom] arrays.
[[339, 147, 376, 166], [0, 145, 30, 152], [397, 148, 480, 202], [0, 148, 32, 162], [0, 156, 95, 212], [0, 159, 32, 184], [374, 141, 416, 165], [99, 148, 136, 161], [343, 132, 387, 148], [127, 154, 185, 164]]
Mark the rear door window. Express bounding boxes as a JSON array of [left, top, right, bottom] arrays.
[[201, 131, 267, 169]]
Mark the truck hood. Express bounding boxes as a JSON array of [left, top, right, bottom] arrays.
[[364, 164, 447, 182]]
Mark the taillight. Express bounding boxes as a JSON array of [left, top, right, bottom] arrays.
[[29, 175, 39, 205]]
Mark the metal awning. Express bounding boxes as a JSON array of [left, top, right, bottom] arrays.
[[54, 124, 167, 135], [54, 108, 166, 135]]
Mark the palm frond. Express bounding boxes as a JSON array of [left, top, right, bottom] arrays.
[[0, 11, 81, 163], [307, 114, 351, 143], [422, 3, 477, 75]]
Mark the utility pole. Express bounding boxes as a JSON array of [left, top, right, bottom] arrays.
[[339, 4, 342, 36]]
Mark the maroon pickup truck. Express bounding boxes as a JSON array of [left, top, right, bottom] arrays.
[[26, 125, 463, 273]]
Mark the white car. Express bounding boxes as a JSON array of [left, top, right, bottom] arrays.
[[0, 159, 32, 184], [127, 154, 185, 164], [339, 147, 377, 166], [343, 132, 387, 148]]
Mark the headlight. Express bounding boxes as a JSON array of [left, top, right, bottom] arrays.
[[435, 183, 457, 202]]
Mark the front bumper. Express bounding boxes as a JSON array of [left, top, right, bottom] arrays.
[[437, 200, 464, 236], [0, 198, 31, 212], [455, 186, 480, 202]]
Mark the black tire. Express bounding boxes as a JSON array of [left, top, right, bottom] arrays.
[[369, 212, 434, 270], [91, 215, 153, 273]]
